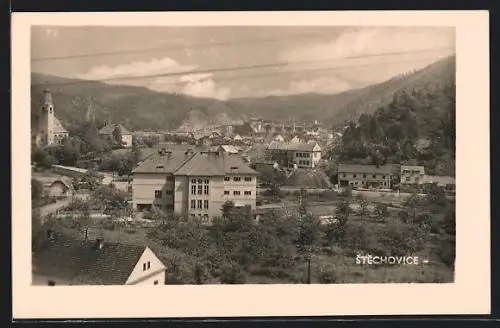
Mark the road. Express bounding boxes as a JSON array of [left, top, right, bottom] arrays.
[[36, 192, 89, 217]]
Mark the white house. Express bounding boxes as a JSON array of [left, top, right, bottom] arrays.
[[32, 232, 167, 286], [274, 134, 285, 142], [233, 134, 243, 142]]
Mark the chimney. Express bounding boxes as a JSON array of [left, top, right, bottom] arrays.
[[95, 238, 104, 250]]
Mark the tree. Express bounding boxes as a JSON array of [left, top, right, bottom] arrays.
[[32, 147, 56, 168], [112, 126, 123, 148], [31, 179, 44, 203], [296, 214, 322, 253], [221, 201, 235, 218], [355, 194, 369, 219], [219, 262, 246, 284], [374, 203, 389, 221], [298, 188, 308, 216], [403, 193, 422, 224]]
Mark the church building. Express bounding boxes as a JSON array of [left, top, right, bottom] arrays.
[[32, 89, 69, 147]]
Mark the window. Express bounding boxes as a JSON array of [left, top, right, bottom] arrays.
[[191, 179, 196, 184], [154, 280, 159, 285], [204, 179, 209, 184], [147, 261, 151, 270], [224, 190, 230, 195], [198, 185, 202, 195], [191, 185, 196, 195], [224, 177, 230, 181], [405, 177, 410, 182], [204, 200, 209, 209], [191, 200, 196, 209], [204, 185, 209, 195], [363, 174, 367, 178], [197, 179, 203, 184], [143, 263, 147, 271], [233, 177, 241, 182], [244, 191, 252, 195], [244, 177, 252, 182], [233, 191, 241, 195], [382, 175, 386, 179], [353, 174, 357, 178], [154, 190, 162, 199], [197, 200, 202, 209], [372, 175, 377, 178], [47, 280, 55, 286], [342, 174, 346, 178]]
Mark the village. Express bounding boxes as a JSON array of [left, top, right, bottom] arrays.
[[31, 88, 456, 286]]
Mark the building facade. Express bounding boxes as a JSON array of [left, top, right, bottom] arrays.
[[400, 165, 426, 187], [98, 123, 133, 148], [266, 141, 322, 169], [32, 89, 69, 147], [132, 149, 257, 221], [337, 164, 394, 189]]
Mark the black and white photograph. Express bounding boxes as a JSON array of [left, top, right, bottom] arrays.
[[12, 11, 490, 318]]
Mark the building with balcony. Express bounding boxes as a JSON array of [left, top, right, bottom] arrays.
[[337, 164, 394, 190]]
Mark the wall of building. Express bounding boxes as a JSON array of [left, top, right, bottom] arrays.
[[122, 134, 133, 148], [132, 173, 174, 211], [221, 173, 257, 210], [338, 172, 392, 189], [125, 247, 166, 285]]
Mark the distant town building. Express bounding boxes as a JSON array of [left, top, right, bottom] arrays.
[[217, 145, 239, 154], [233, 134, 243, 142], [421, 175, 456, 193], [273, 134, 285, 142], [266, 141, 322, 169], [47, 180, 71, 198], [290, 136, 301, 143], [33, 232, 166, 286], [400, 165, 426, 187], [337, 164, 394, 189], [32, 89, 69, 147], [131, 148, 258, 221], [98, 123, 133, 148]]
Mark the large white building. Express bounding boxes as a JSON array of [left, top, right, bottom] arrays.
[[131, 148, 258, 222]]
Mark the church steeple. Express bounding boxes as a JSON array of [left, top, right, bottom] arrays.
[[43, 88, 53, 106]]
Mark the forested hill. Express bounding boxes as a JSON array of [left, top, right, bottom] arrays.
[[336, 81, 456, 176], [31, 56, 454, 131]]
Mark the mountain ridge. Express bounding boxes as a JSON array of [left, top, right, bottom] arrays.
[[31, 55, 455, 131]]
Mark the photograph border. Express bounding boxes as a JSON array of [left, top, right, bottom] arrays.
[[12, 10, 490, 319]]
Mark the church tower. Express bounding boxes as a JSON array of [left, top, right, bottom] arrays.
[[37, 89, 55, 146]]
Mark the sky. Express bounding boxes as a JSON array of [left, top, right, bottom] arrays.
[[31, 26, 455, 100]]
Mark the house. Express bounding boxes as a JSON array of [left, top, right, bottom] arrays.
[[400, 165, 425, 187], [266, 141, 322, 169], [233, 134, 243, 142], [337, 164, 394, 189], [273, 134, 285, 142], [98, 123, 133, 148], [217, 145, 239, 154], [131, 148, 258, 222], [47, 180, 71, 198], [290, 136, 301, 143], [252, 160, 279, 173], [421, 175, 456, 193], [32, 89, 69, 147], [32, 232, 166, 286]]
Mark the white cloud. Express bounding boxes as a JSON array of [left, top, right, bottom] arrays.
[[76, 57, 196, 80], [269, 75, 351, 96], [150, 71, 230, 100]]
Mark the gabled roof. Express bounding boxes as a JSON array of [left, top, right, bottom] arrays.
[[338, 164, 395, 174], [401, 165, 425, 174], [422, 175, 455, 186], [219, 145, 239, 154], [267, 141, 320, 152], [98, 124, 132, 136], [174, 152, 257, 176], [132, 150, 196, 174], [33, 235, 150, 285]]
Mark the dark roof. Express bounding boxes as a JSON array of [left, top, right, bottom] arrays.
[[33, 236, 148, 285], [174, 152, 258, 176], [133, 150, 257, 176], [98, 124, 132, 135], [267, 141, 320, 152], [338, 164, 394, 174], [132, 150, 196, 174]]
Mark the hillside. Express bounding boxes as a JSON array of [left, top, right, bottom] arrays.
[[31, 74, 246, 131], [31, 56, 455, 131], [228, 56, 455, 127]]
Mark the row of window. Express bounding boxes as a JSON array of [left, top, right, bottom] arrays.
[[350, 181, 388, 186], [142, 261, 151, 271], [191, 185, 209, 196], [342, 173, 387, 179], [191, 178, 210, 184], [191, 199, 209, 210], [298, 160, 311, 166], [295, 152, 311, 158], [223, 190, 252, 196], [402, 170, 422, 174], [191, 213, 210, 222], [224, 176, 253, 182]]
